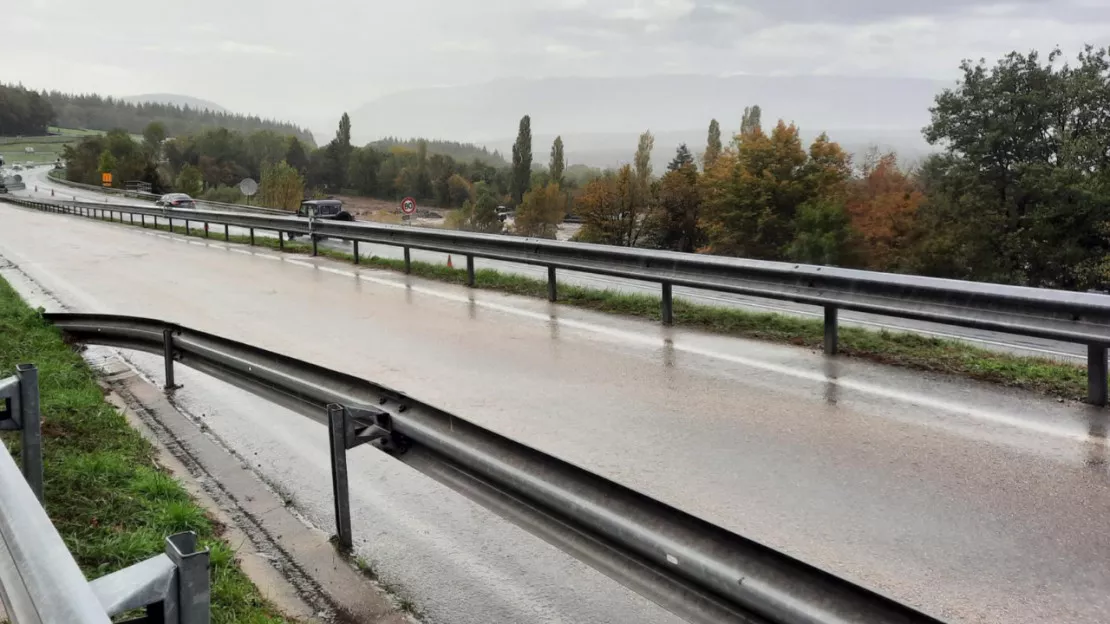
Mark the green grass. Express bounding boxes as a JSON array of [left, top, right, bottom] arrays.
[[78, 209, 1098, 401], [0, 276, 295, 623]]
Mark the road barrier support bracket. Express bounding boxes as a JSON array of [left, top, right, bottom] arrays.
[[327, 404, 402, 549], [824, 306, 839, 356], [661, 282, 673, 326], [162, 328, 180, 391], [1088, 345, 1108, 406], [547, 266, 557, 302]]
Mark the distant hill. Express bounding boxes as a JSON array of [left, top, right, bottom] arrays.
[[349, 74, 951, 151], [121, 93, 227, 113], [368, 137, 508, 166], [348, 74, 945, 169]]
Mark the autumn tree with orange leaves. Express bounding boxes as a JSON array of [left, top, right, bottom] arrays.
[[845, 150, 923, 270]]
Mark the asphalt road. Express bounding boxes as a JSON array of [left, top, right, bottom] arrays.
[[2, 201, 1110, 624], [13, 166, 1095, 363]]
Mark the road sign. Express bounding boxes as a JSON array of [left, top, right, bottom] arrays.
[[400, 197, 417, 215], [239, 178, 258, 197], [101, 172, 112, 187]]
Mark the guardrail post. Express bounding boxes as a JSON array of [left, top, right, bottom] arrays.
[[130, 213, 134, 225], [328, 404, 353, 550], [547, 266, 557, 302], [352, 241, 359, 264], [141, 214, 146, 228], [311, 234, 318, 256], [404, 247, 411, 274], [661, 282, 673, 326], [162, 328, 179, 391], [824, 307, 839, 355], [203, 222, 209, 238], [466, 255, 476, 287], [249, 228, 255, 246], [185, 219, 191, 236], [16, 364, 42, 503], [279, 232, 285, 250], [224, 224, 229, 242], [1088, 345, 1108, 406], [168, 216, 174, 232], [165, 532, 211, 624]]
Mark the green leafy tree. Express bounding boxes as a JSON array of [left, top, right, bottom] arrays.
[[258, 160, 305, 211], [740, 105, 762, 135], [786, 198, 857, 266], [510, 115, 532, 206], [921, 45, 1110, 289], [97, 150, 117, 184], [704, 119, 722, 170], [654, 147, 702, 252], [284, 137, 310, 174], [142, 121, 166, 159], [515, 182, 566, 238], [446, 173, 472, 207], [175, 164, 203, 196], [668, 144, 694, 172], [347, 146, 383, 196], [450, 181, 503, 233], [550, 136, 565, 184]]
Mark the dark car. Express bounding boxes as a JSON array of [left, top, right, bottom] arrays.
[[156, 193, 196, 209], [288, 200, 352, 239]]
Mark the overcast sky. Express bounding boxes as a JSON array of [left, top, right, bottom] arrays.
[[4, 0, 1107, 131]]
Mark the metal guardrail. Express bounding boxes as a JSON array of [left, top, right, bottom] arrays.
[[6, 195, 1110, 405], [0, 365, 210, 623], [45, 312, 943, 624]]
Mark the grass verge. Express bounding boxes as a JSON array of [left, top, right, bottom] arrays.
[[81, 210, 1096, 402], [0, 275, 294, 623]]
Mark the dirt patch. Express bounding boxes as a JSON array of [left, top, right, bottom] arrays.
[[333, 194, 455, 228]]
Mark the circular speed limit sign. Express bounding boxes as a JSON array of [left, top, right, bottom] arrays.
[[401, 197, 417, 215]]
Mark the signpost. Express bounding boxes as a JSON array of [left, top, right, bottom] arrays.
[[401, 196, 417, 225], [239, 178, 259, 205]]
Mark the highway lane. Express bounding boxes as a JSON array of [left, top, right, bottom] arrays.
[[3, 201, 1110, 623], [14, 166, 1095, 363]]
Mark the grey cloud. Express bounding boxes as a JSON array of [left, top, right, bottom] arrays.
[[703, 0, 1101, 24]]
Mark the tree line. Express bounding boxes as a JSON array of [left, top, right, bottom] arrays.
[[61, 45, 1110, 291], [571, 46, 1110, 292], [0, 85, 55, 136], [1, 83, 315, 143]]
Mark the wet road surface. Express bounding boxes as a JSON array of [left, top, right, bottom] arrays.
[[3, 201, 1110, 623], [13, 166, 1094, 362]]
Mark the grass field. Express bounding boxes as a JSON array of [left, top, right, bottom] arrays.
[[65, 210, 1092, 402], [0, 275, 294, 623]]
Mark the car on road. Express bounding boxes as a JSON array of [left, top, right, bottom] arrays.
[[0, 184, 7, 194], [287, 199, 352, 239], [156, 193, 196, 209]]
